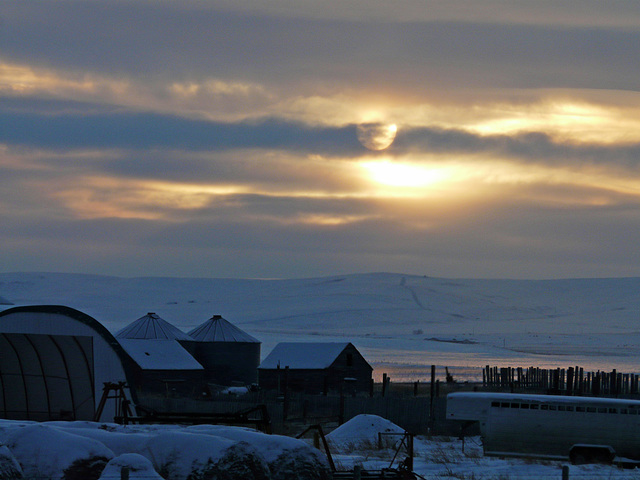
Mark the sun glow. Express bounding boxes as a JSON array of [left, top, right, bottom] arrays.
[[362, 160, 452, 188]]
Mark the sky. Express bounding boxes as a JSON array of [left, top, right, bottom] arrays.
[[2, 0, 640, 280]]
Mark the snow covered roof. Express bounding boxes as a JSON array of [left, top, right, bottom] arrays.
[[259, 342, 351, 369], [188, 315, 260, 343], [118, 339, 204, 370], [115, 312, 193, 341], [0, 295, 13, 305]]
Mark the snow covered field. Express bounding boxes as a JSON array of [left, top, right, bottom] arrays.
[[3, 272, 640, 478], [2, 272, 640, 381], [326, 415, 640, 480], [2, 414, 640, 479]]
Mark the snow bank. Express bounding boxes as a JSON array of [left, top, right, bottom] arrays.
[[44, 422, 156, 457], [0, 420, 328, 480], [98, 453, 163, 479], [187, 425, 310, 462], [0, 444, 22, 479], [327, 414, 405, 451], [143, 431, 236, 479], [186, 425, 331, 480], [2, 423, 114, 480]]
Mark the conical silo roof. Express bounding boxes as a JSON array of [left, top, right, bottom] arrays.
[[188, 315, 260, 343], [116, 312, 192, 340]]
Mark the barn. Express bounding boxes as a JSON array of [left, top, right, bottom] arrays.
[[116, 312, 205, 397], [0, 305, 137, 422], [258, 342, 373, 394], [182, 314, 261, 386]]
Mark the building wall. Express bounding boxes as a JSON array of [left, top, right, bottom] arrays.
[[327, 343, 373, 393], [181, 340, 260, 386], [258, 344, 373, 394], [129, 367, 207, 398]]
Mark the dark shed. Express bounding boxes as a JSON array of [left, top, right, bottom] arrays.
[[182, 314, 261, 386], [258, 342, 372, 394]]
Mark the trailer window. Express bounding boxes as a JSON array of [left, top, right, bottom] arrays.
[[530, 404, 539, 410], [598, 408, 608, 413], [510, 403, 519, 408], [541, 405, 549, 410], [521, 403, 530, 409], [548, 405, 557, 411], [576, 406, 585, 412], [587, 407, 596, 413], [620, 409, 628, 414], [491, 402, 500, 407], [566, 406, 574, 412], [501, 402, 510, 408], [558, 405, 566, 411], [609, 408, 618, 414]]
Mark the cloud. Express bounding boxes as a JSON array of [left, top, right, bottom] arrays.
[[0, 108, 363, 154], [394, 127, 640, 168], [3, 0, 640, 279], [3, 2, 640, 94]]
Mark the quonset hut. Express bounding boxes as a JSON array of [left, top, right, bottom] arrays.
[[182, 314, 261, 386], [116, 312, 205, 397], [0, 305, 137, 422]]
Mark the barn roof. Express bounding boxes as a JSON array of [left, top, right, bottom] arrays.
[[115, 312, 192, 341], [258, 342, 352, 369], [187, 314, 260, 343], [118, 339, 204, 370]]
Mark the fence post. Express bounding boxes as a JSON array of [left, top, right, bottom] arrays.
[[354, 465, 362, 480], [121, 467, 130, 480], [283, 366, 289, 422], [429, 365, 436, 426], [562, 465, 569, 480]]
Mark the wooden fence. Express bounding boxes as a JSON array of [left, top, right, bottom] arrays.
[[483, 365, 640, 396]]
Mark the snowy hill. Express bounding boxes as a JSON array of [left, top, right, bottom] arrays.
[[2, 272, 640, 380]]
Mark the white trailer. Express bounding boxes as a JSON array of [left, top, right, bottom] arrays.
[[446, 392, 640, 463]]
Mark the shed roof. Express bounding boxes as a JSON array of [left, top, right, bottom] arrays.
[[188, 314, 260, 343], [115, 312, 192, 341], [259, 342, 352, 369], [118, 339, 204, 370]]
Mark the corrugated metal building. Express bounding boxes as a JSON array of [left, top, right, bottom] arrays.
[[182, 314, 261, 386]]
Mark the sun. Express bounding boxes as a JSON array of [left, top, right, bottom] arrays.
[[356, 123, 397, 151]]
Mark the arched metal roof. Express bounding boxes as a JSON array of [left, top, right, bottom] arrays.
[[187, 314, 260, 343], [0, 305, 138, 422]]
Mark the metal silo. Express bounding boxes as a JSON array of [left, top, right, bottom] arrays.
[[184, 315, 261, 386]]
